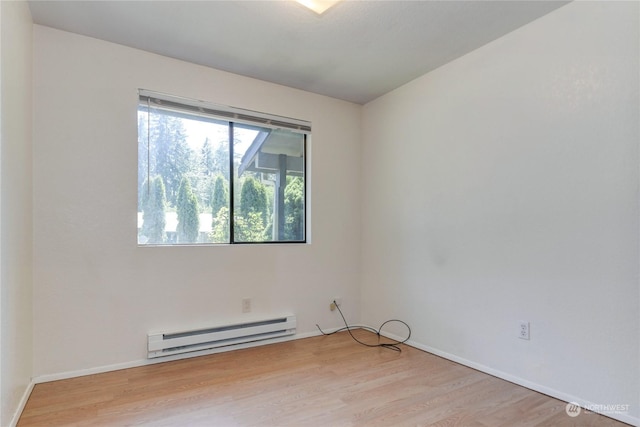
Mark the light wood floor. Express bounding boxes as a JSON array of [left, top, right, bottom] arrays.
[[19, 330, 629, 426]]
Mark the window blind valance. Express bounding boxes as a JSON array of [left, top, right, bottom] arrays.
[[138, 89, 311, 134]]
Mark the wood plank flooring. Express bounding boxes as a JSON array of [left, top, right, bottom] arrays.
[[18, 330, 629, 426]]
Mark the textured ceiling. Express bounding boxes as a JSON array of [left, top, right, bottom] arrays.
[[28, 0, 569, 104]]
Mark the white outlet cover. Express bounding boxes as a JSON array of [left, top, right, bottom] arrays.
[[519, 321, 530, 340]]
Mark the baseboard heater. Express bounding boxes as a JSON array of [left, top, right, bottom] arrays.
[[148, 315, 296, 358]]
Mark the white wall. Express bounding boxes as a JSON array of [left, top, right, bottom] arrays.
[[32, 26, 361, 378], [0, 1, 34, 425], [362, 1, 639, 423]]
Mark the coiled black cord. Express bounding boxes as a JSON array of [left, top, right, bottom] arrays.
[[315, 300, 411, 352]]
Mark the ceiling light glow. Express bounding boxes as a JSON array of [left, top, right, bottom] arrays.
[[295, 0, 340, 15]]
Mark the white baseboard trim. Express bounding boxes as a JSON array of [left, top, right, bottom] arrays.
[[379, 331, 638, 427], [9, 380, 34, 427], [32, 328, 338, 384]]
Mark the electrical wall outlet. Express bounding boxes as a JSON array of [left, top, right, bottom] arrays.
[[242, 298, 251, 313], [519, 321, 530, 340], [330, 298, 342, 311]]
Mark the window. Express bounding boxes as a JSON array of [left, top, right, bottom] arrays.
[[137, 90, 309, 245]]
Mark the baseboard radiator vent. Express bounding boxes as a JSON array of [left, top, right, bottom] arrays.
[[147, 315, 296, 358]]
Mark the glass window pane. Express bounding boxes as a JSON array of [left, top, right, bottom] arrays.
[[137, 105, 231, 245], [233, 124, 305, 243]]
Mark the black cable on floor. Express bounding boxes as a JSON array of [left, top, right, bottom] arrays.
[[315, 300, 411, 352]]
